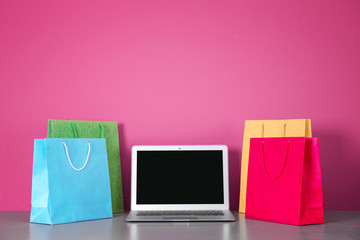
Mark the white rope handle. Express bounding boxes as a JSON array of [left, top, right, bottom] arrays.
[[62, 141, 91, 171]]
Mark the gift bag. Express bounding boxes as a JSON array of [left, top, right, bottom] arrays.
[[245, 137, 324, 225], [30, 138, 113, 224], [239, 119, 312, 213], [47, 120, 124, 213]]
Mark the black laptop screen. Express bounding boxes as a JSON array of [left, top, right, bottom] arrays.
[[136, 150, 224, 204]]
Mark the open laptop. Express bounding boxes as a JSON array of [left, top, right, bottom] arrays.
[[126, 145, 235, 222]]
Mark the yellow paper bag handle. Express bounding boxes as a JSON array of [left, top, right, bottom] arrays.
[[261, 123, 287, 138]]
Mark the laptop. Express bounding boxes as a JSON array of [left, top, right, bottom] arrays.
[[126, 145, 235, 222]]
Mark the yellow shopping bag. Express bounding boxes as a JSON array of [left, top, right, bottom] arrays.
[[239, 119, 312, 213]]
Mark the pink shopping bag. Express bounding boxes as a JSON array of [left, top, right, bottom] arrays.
[[245, 137, 324, 225]]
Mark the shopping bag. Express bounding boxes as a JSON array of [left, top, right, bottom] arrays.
[[239, 119, 312, 213], [47, 120, 124, 213], [245, 137, 324, 225], [30, 138, 113, 224]]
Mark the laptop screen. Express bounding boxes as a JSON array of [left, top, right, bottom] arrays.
[[136, 150, 224, 204]]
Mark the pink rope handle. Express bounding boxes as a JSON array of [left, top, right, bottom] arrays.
[[261, 140, 289, 181]]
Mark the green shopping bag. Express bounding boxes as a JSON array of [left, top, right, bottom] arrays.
[[48, 120, 124, 213]]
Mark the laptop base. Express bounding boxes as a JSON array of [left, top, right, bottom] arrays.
[[126, 210, 235, 222]]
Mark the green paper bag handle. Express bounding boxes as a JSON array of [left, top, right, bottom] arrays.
[[71, 122, 105, 138], [71, 123, 78, 138], [99, 123, 105, 138]]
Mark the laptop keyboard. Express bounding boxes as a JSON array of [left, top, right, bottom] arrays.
[[137, 210, 224, 217]]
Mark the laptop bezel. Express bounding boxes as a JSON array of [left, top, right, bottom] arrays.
[[131, 145, 230, 211]]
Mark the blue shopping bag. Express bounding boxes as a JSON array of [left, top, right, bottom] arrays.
[[30, 138, 113, 224]]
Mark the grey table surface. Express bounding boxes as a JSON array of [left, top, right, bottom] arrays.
[[0, 211, 359, 240]]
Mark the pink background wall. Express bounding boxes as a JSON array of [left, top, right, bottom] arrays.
[[1, 0, 359, 211]]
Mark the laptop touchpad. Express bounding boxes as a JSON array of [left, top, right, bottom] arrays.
[[163, 216, 198, 219]]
